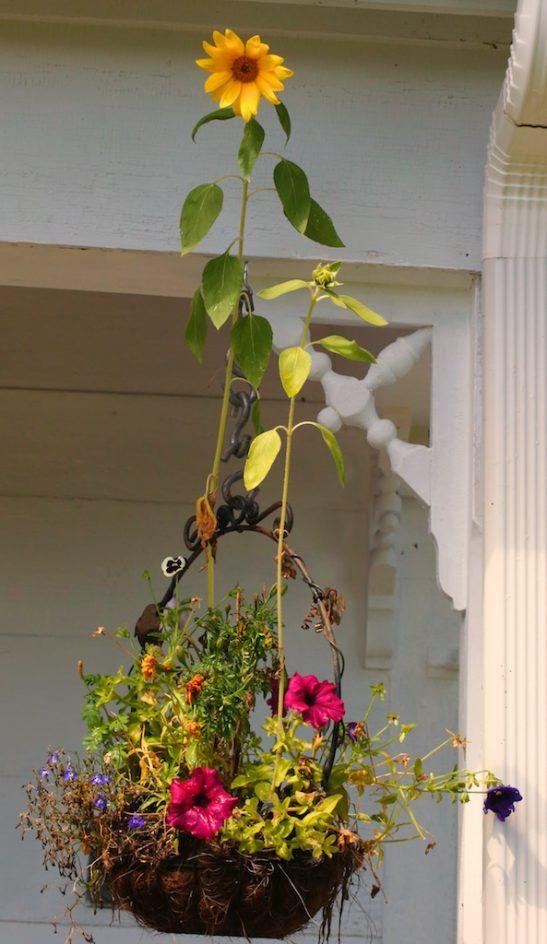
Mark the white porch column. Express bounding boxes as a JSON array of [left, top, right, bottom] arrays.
[[479, 1, 547, 941]]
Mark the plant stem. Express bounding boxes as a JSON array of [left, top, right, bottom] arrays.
[[206, 178, 250, 608], [272, 291, 319, 790]]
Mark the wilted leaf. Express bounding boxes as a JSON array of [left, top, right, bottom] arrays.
[[258, 279, 309, 300], [317, 424, 345, 486], [326, 290, 387, 326], [244, 429, 282, 490], [279, 347, 312, 397], [316, 335, 375, 363]]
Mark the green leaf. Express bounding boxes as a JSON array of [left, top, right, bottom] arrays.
[[191, 107, 236, 141], [279, 347, 312, 397], [180, 183, 223, 255], [316, 335, 375, 363], [275, 102, 291, 143], [238, 118, 265, 181], [258, 279, 310, 300], [244, 429, 282, 490], [201, 252, 243, 328], [273, 160, 311, 234], [231, 314, 273, 388], [304, 198, 344, 248], [326, 290, 387, 326], [317, 424, 345, 486], [254, 781, 272, 802], [184, 289, 207, 362]]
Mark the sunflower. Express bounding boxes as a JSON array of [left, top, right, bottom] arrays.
[[196, 29, 293, 122]]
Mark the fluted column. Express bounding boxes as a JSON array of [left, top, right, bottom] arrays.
[[482, 256, 547, 944], [476, 2, 547, 940]]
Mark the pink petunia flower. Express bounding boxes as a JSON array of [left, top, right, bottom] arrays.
[[166, 767, 237, 839], [284, 673, 345, 729]]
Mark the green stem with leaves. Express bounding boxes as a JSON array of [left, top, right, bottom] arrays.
[[273, 289, 320, 783], [206, 177, 250, 608]]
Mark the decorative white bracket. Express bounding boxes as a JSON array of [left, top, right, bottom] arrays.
[[271, 316, 469, 612]]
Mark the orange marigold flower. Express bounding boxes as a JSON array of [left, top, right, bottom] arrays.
[[185, 721, 203, 739], [141, 654, 158, 682], [196, 29, 293, 122], [185, 673, 206, 704]]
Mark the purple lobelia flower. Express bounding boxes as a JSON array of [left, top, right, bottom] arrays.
[[167, 768, 237, 839], [63, 764, 77, 782], [94, 793, 108, 811], [483, 785, 522, 822], [284, 673, 345, 730], [127, 814, 146, 829], [90, 773, 111, 786]]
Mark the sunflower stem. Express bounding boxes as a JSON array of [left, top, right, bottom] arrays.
[[206, 176, 250, 608]]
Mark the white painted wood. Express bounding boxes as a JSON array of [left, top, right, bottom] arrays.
[[457, 1, 547, 942], [0, 20, 508, 269]]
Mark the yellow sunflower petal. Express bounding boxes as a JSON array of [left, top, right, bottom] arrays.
[[223, 29, 245, 55], [204, 70, 232, 93], [275, 66, 294, 79], [219, 79, 243, 108], [212, 30, 228, 48], [256, 75, 281, 104], [196, 57, 215, 71], [245, 35, 270, 59], [239, 82, 261, 122], [259, 54, 285, 69]]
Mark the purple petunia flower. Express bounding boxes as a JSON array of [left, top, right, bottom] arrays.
[[63, 764, 77, 782], [128, 814, 146, 829], [284, 673, 345, 730], [90, 773, 111, 786], [167, 768, 237, 839], [483, 785, 522, 822], [94, 793, 108, 811]]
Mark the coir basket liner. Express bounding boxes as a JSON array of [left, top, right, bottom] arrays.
[[106, 838, 364, 938]]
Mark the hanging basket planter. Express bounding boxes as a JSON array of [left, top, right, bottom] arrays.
[[105, 838, 364, 938]]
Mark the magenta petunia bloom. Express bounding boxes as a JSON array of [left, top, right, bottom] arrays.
[[167, 767, 238, 839], [284, 673, 345, 729]]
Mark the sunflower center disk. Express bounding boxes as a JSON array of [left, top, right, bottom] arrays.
[[232, 56, 259, 83]]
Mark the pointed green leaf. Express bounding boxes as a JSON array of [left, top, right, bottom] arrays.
[[273, 159, 311, 234], [238, 118, 265, 181], [231, 314, 273, 389], [258, 279, 310, 300], [191, 107, 236, 141], [202, 252, 243, 328], [275, 102, 291, 143], [304, 198, 344, 248], [279, 347, 312, 398], [326, 290, 387, 326], [184, 289, 207, 362], [180, 183, 223, 255], [244, 429, 282, 490], [317, 424, 345, 486], [316, 335, 375, 363]]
